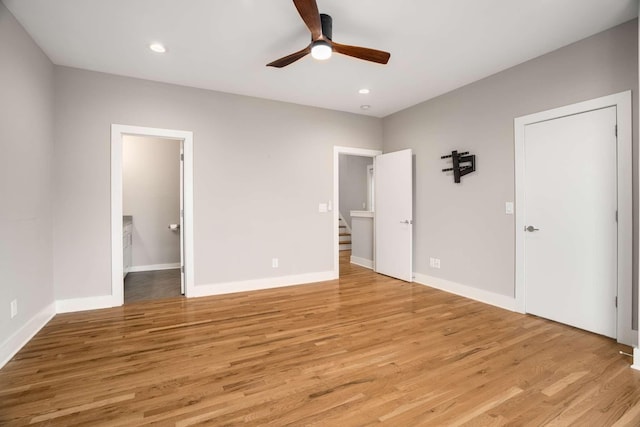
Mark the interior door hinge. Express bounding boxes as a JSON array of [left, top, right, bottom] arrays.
[[615, 125, 618, 137], [180, 153, 184, 161], [615, 296, 618, 308], [181, 265, 184, 273], [615, 210, 618, 222], [181, 209, 184, 217]]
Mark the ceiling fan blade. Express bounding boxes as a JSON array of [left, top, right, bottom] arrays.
[[266, 45, 312, 68], [293, 0, 322, 40], [332, 42, 391, 65]]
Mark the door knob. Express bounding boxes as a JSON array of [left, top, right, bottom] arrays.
[[400, 220, 413, 224], [525, 225, 539, 232]]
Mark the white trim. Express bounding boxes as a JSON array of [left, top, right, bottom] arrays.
[[514, 91, 634, 346], [637, 3, 640, 365], [350, 256, 373, 269], [414, 273, 517, 312], [128, 263, 181, 273], [632, 347, 640, 371], [191, 271, 335, 298], [0, 303, 55, 369], [366, 164, 374, 211], [55, 295, 118, 314], [351, 210, 374, 218], [111, 125, 195, 305], [334, 146, 382, 278]]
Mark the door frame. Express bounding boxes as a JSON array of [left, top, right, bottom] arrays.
[[514, 91, 633, 345], [111, 124, 195, 304], [333, 146, 382, 277]]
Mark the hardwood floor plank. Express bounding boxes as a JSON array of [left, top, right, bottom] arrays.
[[28, 393, 136, 424], [1, 251, 639, 425], [541, 371, 589, 397]]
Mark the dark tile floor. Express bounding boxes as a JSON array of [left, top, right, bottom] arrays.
[[124, 269, 182, 304]]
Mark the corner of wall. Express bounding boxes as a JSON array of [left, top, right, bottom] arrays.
[[0, 303, 56, 370]]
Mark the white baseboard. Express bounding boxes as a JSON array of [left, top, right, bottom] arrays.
[[350, 256, 373, 269], [0, 302, 56, 369], [632, 347, 640, 371], [55, 295, 119, 314], [413, 272, 517, 312], [128, 263, 180, 273], [192, 270, 336, 298]]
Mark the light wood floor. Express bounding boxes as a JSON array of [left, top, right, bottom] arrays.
[[124, 269, 182, 304], [2, 252, 640, 426]]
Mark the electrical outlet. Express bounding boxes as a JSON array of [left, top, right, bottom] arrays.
[[433, 258, 441, 269], [272, 258, 279, 268], [10, 299, 17, 319]]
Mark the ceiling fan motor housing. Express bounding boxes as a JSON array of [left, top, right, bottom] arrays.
[[320, 13, 332, 40], [266, 0, 390, 68]]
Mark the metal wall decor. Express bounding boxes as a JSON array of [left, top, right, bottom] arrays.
[[441, 150, 476, 183]]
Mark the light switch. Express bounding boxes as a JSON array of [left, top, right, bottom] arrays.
[[505, 202, 514, 215], [318, 203, 328, 213]]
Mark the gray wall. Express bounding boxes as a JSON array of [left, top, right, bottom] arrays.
[[123, 136, 181, 268], [339, 154, 373, 228], [53, 67, 382, 298], [0, 2, 54, 345], [383, 20, 638, 323]]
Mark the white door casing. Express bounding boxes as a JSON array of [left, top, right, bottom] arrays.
[[374, 149, 413, 282], [514, 91, 633, 346], [524, 107, 617, 338], [111, 125, 194, 304], [179, 141, 185, 295]]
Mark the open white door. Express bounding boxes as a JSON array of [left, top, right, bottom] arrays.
[[375, 149, 413, 282], [179, 142, 185, 295]]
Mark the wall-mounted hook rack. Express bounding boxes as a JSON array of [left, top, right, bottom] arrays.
[[441, 150, 476, 183]]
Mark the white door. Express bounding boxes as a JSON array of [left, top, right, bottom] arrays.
[[179, 142, 185, 295], [375, 149, 413, 282], [524, 106, 617, 338]]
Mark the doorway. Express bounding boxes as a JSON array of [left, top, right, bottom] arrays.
[[122, 135, 182, 304], [111, 125, 194, 305], [514, 91, 633, 345], [334, 147, 381, 277], [333, 147, 414, 282], [338, 153, 375, 272]]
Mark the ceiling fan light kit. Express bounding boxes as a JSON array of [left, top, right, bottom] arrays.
[[311, 40, 332, 60], [267, 0, 390, 68]]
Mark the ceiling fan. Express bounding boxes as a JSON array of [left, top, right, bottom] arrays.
[[267, 0, 391, 68]]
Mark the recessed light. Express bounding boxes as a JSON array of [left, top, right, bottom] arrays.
[[149, 43, 166, 53], [360, 105, 371, 110], [359, 88, 370, 95]]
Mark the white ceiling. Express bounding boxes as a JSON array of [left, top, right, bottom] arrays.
[[4, 0, 638, 117]]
